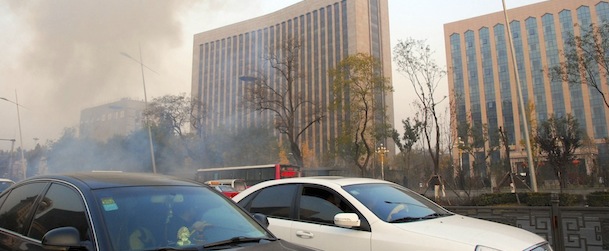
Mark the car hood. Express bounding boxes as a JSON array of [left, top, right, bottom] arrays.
[[393, 214, 547, 250], [225, 239, 319, 251]]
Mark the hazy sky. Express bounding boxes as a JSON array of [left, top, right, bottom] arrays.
[[0, 0, 545, 151]]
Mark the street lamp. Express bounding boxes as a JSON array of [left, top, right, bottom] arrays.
[[121, 48, 157, 173], [457, 137, 464, 172], [376, 143, 389, 180], [1, 92, 26, 180], [502, 0, 537, 192]]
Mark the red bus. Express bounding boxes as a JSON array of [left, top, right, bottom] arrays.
[[195, 164, 300, 186]]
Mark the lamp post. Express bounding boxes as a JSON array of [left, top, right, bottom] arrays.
[[502, 0, 537, 192], [0, 138, 15, 178], [121, 48, 157, 173], [1, 92, 26, 180], [457, 137, 464, 172], [376, 143, 389, 180]]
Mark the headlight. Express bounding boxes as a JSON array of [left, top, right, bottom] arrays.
[[526, 242, 553, 251], [474, 245, 501, 251]]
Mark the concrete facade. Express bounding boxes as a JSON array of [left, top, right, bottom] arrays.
[[192, 0, 394, 161], [79, 98, 145, 142]]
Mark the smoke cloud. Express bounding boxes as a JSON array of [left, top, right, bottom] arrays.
[[0, 0, 300, 150]]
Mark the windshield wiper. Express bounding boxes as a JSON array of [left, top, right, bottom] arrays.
[[203, 236, 276, 249], [421, 213, 452, 219], [151, 247, 201, 251], [389, 213, 452, 223]]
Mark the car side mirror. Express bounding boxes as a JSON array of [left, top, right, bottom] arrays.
[[252, 213, 270, 228], [334, 213, 361, 228], [41, 227, 83, 250]]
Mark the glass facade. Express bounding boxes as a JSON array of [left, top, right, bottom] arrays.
[[479, 27, 499, 147], [494, 24, 516, 144], [446, 0, 609, 174], [560, 10, 589, 134], [465, 30, 482, 132], [449, 33, 466, 129], [542, 13, 566, 118], [579, 5, 609, 138], [525, 17, 548, 122]]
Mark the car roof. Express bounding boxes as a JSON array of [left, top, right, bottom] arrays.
[[259, 176, 394, 187], [0, 178, 14, 183], [24, 172, 199, 190]]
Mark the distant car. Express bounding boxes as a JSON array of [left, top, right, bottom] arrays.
[[0, 178, 14, 192], [233, 176, 553, 251], [213, 185, 240, 198], [0, 172, 318, 251], [205, 179, 248, 192]]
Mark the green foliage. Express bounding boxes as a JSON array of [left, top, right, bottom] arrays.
[[392, 117, 422, 154], [586, 191, 609, 207], [329, 53, 393, 175], [470, 192, 583, 206], [524, 193, 552, 206], [535, 114, 583, 189], [472, 193, 521, 206]]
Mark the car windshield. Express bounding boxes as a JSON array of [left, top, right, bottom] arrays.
[[343, 183, 452, 223], [215, 185, 237, 192], [92, 185, 272, 250]]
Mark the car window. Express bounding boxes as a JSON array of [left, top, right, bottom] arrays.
[[233, 180, 247, 192], [28, 183, 90, 241], [299, 186, 353, 224], [0, 182, 47, 234], [344, 183, 450, 222], [247, 184, 297, 218], [215, 185, 236, 192]]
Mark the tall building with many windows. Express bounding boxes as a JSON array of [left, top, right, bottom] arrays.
[[192, 0, 393, 161], [444, 0, 609, 176]]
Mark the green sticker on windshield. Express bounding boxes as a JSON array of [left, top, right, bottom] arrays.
[[101, 197, 118, 211]]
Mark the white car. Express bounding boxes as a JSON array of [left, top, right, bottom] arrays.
[[233, 176, 552, 251]]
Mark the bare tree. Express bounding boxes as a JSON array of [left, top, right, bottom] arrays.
[[329, 53, 393, 177], [393, 38, 446, 179], [243, 38, 325, 168], [144, 93, 204, 138], [549, 22, 609, 108]]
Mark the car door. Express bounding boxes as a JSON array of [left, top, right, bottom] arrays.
[[0, 181, 48, 251], [291, 185, 371, 251], [25, 182, 93, 250], [240, 184, 299, 241]]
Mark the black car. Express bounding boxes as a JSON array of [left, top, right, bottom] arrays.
[[0, 172, 317, 251]]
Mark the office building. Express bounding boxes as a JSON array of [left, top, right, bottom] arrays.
[[79, 98, 145, 142], [192, 0, 394, 161], [444, 0, 609, 176]]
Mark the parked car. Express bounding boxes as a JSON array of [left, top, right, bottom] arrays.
[[205, 179, 248, 192], [233, 176, 553, 251], [0, 178, 14, 193], [213, 184, 240, 198], [0, 172, 318, 251]]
